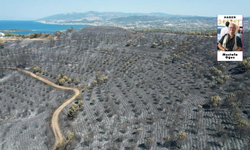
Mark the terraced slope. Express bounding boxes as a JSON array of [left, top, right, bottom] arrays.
[[0, 27, 249, 150]]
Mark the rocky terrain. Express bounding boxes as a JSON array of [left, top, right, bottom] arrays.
[[0, 26, 250, 150]]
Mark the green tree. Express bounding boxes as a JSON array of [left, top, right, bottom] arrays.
[[236, 120, 249, 138], [68, 103, 80, 118], [210, 95, 221, 107], [59, 78, 65, 85]]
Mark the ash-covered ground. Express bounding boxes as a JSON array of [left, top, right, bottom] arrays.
[[0, 26, 250, 150]]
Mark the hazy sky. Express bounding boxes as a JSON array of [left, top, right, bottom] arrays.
[[1, 0, 249, 20]]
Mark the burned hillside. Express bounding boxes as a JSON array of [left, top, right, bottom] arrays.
[[0, 26, 250, 150]]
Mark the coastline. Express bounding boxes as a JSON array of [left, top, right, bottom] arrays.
[[37, 20, 98, 26], [36, 21, 133, 30], [0, 29, 32, 32], [0, 21, 91, 35]]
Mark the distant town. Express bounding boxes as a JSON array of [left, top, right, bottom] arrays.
[[37, 11, 250, 31]]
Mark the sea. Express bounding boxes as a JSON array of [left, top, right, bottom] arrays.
[[0, 20, 88, 35]]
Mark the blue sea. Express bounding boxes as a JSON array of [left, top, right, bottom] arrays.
[[0, 21, 88, 35]]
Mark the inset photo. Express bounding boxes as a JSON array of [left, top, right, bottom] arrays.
[[217, 15, 243, 61]]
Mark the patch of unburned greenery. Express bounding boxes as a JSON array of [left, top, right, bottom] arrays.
[[240, 57, 250, 70], [210, 95, 221, 107]]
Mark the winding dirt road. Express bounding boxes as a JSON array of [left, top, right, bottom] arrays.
[[6, 67, 79, 150]]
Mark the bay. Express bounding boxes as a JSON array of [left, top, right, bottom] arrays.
[[0, 20, 88, 35]]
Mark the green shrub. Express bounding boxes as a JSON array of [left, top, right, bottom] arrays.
[[177, 132, 187, 139], [173, 54, 180, 59], [151, 42, 158, 48], [165, 136, 171, 141], [91, 80, 97, 87], [236, 120, 249, 129], [67, 132, 74, 140], [48, 34, 54, 39], [74, 79, 80, 85], [103, 77, 108, 82], [68, 103, 80, 118], [217, 79, 224, 84], [56, 73, 70, 85], [66, 27, 73, 32], [28, 33, 40, 39], [164, 57, 170, 63], [54, 138, 66, 149], [221, 75, 229, 80], [78, 100, 84, 108], [55, 31, 61, 36], [58, 73, 63, 79], [40, 33, 49, 38], [135, 128, 141, 135], [219, 64, 226, 70], [33, 66, 41, 73], [68, 78, 72, 83], [211, 76, 215, 80], [226, 93, 235, 103], [211, 67, 222, 76], [240, 57, 250, 70], [63, 75, 68, 81], [210, 95, 221, 107], [4, 32, 19, 37], [97, 78, 104, 84], [76, 94, 82, 100], [59, 78, 65, 85], [233, 112, 241, 120], [126, 40, 132, 46]]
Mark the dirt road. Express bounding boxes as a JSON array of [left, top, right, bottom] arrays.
[[5, 67, 79, 150]]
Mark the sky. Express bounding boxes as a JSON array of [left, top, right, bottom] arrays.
[[1, 0, 250, 20]]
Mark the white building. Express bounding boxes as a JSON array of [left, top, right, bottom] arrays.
[[0, 32, 5, 38]]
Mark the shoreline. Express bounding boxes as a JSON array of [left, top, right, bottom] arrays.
[[37, 21, 97, 26], [36, 21, 135, 30], [0, 21, 92, 35], [0, 29, 32, 32]]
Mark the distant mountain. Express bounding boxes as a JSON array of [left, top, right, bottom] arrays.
[[37, 11, 185, 22], [38, 11, 144, 22], [36, 11, 250, 31]]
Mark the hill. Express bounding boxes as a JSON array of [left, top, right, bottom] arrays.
[[0, 26, 250, 150], [38, 11, 173, 22]]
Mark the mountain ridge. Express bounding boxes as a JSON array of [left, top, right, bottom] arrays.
[[37, 11, 250, 31], [37, 11, 212, 22]]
